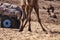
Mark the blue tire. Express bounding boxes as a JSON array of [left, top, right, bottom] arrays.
[[3, 19, 12, 28], [1, 17, 12, 28], [1, 16, 20, 29]]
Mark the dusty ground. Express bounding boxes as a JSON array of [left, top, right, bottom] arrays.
[[0, 0, 60, 40], [0, 22, 60, 40]]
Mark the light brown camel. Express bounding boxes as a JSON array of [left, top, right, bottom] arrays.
[[19, 0, 49, 33]]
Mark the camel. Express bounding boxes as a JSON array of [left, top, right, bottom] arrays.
[[19, 0, 51, 33]]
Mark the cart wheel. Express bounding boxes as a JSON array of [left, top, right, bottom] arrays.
[[1, 16, 20, 29], [1, 18, 12, 28]]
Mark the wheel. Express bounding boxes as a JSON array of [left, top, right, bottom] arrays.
[[1, 17, 13, 28], [1, 16, 20, 29]]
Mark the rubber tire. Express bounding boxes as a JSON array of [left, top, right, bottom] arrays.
[[1, 17, 13, 28], [1, 16, 20, 29]]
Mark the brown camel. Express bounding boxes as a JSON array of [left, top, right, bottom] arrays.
[[19, 0, 49, 33]]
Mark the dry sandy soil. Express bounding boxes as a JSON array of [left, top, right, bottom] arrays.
[[0, 0, 60, 40]]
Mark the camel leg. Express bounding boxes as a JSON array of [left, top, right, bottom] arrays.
[[28, 12, 31, 32], [20, 6, 32, 32], [34, 5, 47, 32], [27, 6, 33, 32], [19, 5, 27, 32], [19, 5, 30, 32]]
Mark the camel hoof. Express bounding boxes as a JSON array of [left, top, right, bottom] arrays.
[[28, 29, 32, 32]]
